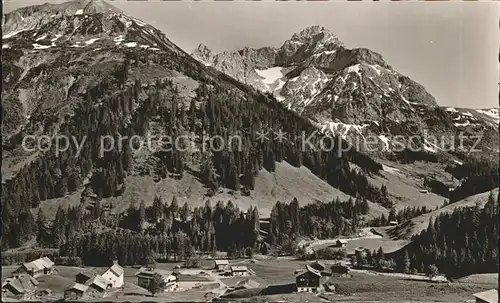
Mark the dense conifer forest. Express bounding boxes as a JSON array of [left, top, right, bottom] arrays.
[[393, 191, 498, 277], [28, 195, 368, 266]]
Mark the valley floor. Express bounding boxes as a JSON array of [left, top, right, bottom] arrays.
[[2, 257, 496, 302]]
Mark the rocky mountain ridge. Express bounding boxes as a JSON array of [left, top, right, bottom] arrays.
[[191, 26, 499, 154]]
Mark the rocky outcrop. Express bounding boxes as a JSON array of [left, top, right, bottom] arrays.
[[191, 43, 213, 66]]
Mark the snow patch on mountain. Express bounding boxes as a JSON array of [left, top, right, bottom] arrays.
[[477, 108, 499, 122], [85, 38, 99, 45], [35, 34, 48, 41], [347, 64, 362, 78], [379, 135, 390, 150], [321, 121, 369, 139], [255, 67, 285, 86], [33, 43, 56, 50]]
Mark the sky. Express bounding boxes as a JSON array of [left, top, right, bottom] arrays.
[[4, 1, 499, 109]]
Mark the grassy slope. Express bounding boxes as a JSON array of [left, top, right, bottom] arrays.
[[367, 160, 450, 211], [388, 188, 499, 239], [35, 161, 389, 220]]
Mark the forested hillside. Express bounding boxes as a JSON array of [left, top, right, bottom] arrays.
[[393, 191, 498, 277], [2, 43, 387, 250]]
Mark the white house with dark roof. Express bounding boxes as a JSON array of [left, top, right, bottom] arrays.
[[101, 260, 124, 288]]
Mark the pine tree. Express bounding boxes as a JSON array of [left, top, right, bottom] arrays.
[[403, 250, 410, 273], [36, 209, 47, 247], [139, 201, 146, 231], [171, 195, 179, 215]]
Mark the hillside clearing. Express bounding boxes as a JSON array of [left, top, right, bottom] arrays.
[[34, 161, 388, 220], [388, 188, 498, 239]]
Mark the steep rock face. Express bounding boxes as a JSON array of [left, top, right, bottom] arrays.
[[281, 66, 329, 111], [211, 51, 268, 91], [238, 46, 277, 69], [191, 43, 213, 65], [275, 25, 343, 67]]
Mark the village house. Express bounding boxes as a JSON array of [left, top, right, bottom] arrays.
[[135, 268, 178, 292], [64, 283, 89, 300], [230, 266, 249, 277], [75, 271, 96, 284], [85, 275, 109, 298], [15, 257, 55, 278], [330, 263, 349, 276], [309, 261, 326, 272], [2, 274, 39, 299], [214, 259, 230, 272], [295, 265, 323, 293], [333, 239, 348, 248], [101, 260, 124, 288], [473, 289, 498, 303]]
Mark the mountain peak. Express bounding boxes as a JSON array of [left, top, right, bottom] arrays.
[[289, 25, 341, 46], [295, 25, 330, 37], [58, 0, 122, 15], [277, 25, 343, 66], [191, 44, 214, 65]]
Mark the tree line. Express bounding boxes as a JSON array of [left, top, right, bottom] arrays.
[[369, 205, 433, 227]]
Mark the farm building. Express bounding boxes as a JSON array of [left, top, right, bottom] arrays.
[[135, 268, 178, 291], [85, 275, 109, 298], [230, 266, 249, 277], [389, 220, 399, 226], [473, 289, 498, 303], [64, 283, 89, 300], [309, 261, 326, 272], [75, 271, 96, 284], [15, 257, 55, 278], [101, 260, 124, 288], [34, 289, 52, 299], [295, 265, 323, 293], [2, 274, 39, 298], [331, 239, 348, 248], [214, 259, 230, 271], [330, 263, 349, 276]]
